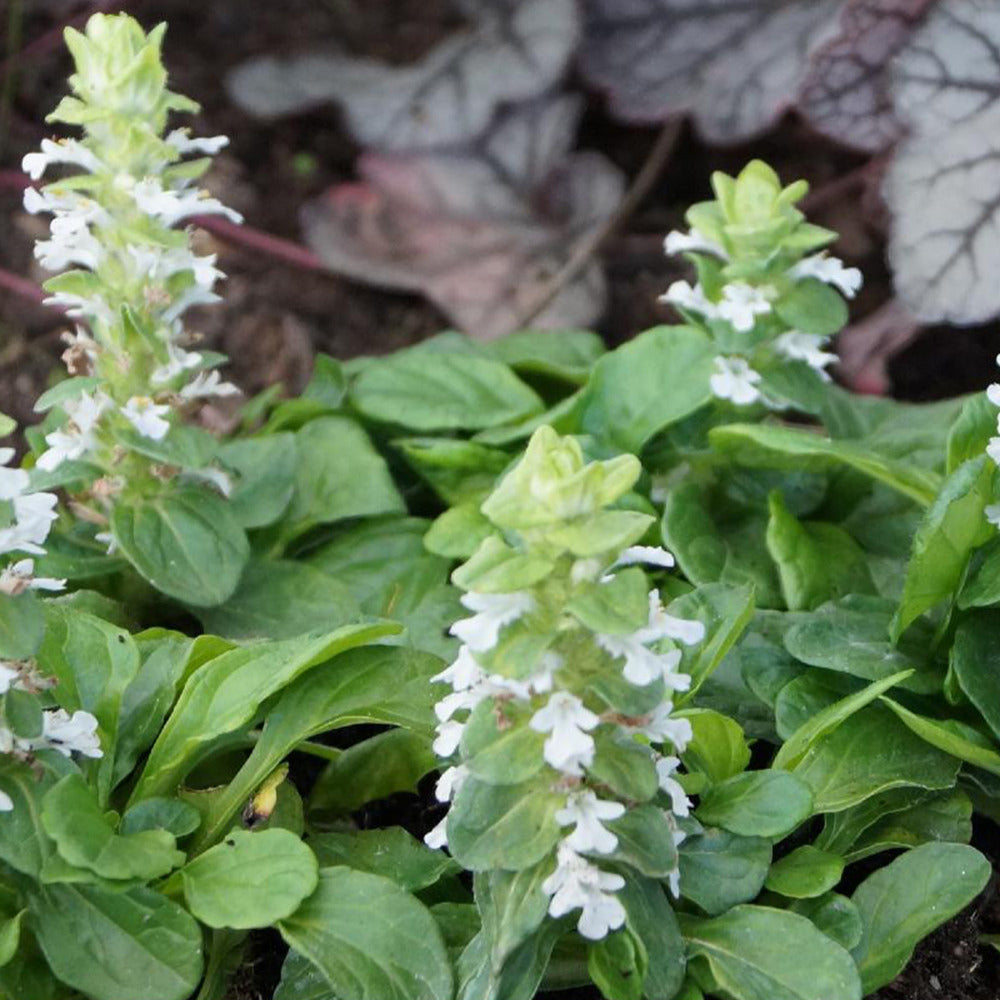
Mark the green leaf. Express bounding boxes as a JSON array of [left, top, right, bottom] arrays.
[[589, 732, 659, 802], [567, 567, 650, 634], [309, 728, 436, 817], [0, 758, 60, 877], [3, 689, 42, 739], [197, 558, 360, 639], [42, 774, 184, 880], [662, 484, 781, 608], [461, 701, 546, 786], [677, 826, 771, 917], [575, 325, 717, 453], [119, 796, 201, 837], [764, 846, 844, 899], [783, 596, 943, 695], [678, 709, 750, 783], [671, 584, 755, 702], [282, 417, 405, 542], [133, 622, 395, 801], [425, 503, 494, 559], [879, 697, 1000, 777], [950, 609, 1000, 740], [589, 929, 646, 1000], [708, 423, 939, 506], [787, 894, 862, 951], [606, 805, 680, 877], [619, 875, 686, 1000], [773, 670, 914, 771], [765, 492, 875, 610], [453, 536, 555, 594], [447, 776, 561, 872], [218, 433, 297, 529], [815, 787, 931, 856], [891, 456, 994, 640], [395, 438, 510, 505], [110, 486, 249, 607], [957, 535, 1000, 608], [844, 788, 973, 863], [277, 866, 453, 1000], [303, 353, 347, 407], [0, 910, 23, 968], [775, 278, 848, 336], [680, 905, 862, 1000], [791, 704, 960, 813], [945, 392, 995, 474], [188, 645, 437, 853], [486, 328, 605, 384], [309, 828, 459, 891], [0, 593, 44, 660], [182, 829, 319, 929], [696, 771, 813, 837], [29, 883, 203, 1000], [351, 352, 543, 431], [850, 843, 990, 993], [275, 951, 337, 1000]]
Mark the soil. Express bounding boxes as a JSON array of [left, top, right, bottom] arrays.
[[2, 2, 1000, 999]]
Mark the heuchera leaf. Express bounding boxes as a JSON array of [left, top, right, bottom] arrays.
[[300, 96, 625, 338], [799, 0, 938, 153], [884, 0, 1000, 323], [226, 0, 580, 151], [580, 0, 843, 143]]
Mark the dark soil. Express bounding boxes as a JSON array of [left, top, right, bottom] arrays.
[[3, 3, 1000, 999]]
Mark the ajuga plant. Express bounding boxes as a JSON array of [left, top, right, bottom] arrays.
[[21, 13, 248, 608], [662, 160, 860, 409], [4, 12, 1000, 1000]]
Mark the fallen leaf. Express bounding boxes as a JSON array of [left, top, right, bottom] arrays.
[[579, 0, 844, 143], [884, 0, 1000, 323], [226, 0, 580, 151], [300, 96, 624, 339]]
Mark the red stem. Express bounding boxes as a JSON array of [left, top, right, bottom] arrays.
[[0, 266, 47, 306], [191, 215, 326, 272]]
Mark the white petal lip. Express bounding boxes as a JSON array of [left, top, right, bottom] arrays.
[[450, 591, 534, 652], [789, 253, 862, 298], [710, 355, 763, 406]]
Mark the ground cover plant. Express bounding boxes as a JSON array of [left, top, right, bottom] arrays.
[[0, 9, 998, 1000]]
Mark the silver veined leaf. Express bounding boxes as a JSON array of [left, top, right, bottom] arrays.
[[885, 0, 1000, 323], [226, 0, 579, 151], [799, 0, 937, 153], [579, 0, 844, 143], [300, 96, 624, 339]]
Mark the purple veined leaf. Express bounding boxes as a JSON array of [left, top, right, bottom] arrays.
[[799, 0, 938, 153], [579, 0, 844, 144], [884, 0, 1000, 323], [225, 0, 580, 152], [300, 96, 626, 339]]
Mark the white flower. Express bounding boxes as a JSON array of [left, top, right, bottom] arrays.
[[132, 177, 243, 227], [432, 720, 464, 758], [664, 228, 728, 259], [37, 390, 109, 472], [717, 283, 772, 332], [151, 344, 204, 386], [542, 844, 627, 940], [178, 370, 240, 400], [162, 284, 223, 324], [435, 686, 489, 724], [42, 289, 115, 324], [35, 213, 104, 271], [129, 245, 223, 291], [612, 545, 675, 570], [630, 702, 693, 753], [988, 383, 1000, 409], [424, 817, 448, 850], [660, 280, 720, 319], [0, 790, 12, 812], [165, 129, 230, 156], [774, 331, 837, 379], [789, 253, 862, 298], [556, 790, 625, 855], [121, 397, 171, 440], [987, 503, 1000, 527], [22, 138, 102, 180], [0, 663, 20, 695], [450, 591, 534, 652], [0, 559, 64, 595], [35, 709, 103, 758], [530, 691, 599, 775], [988, 437, 1000, 468], [435, 764, 469, 803], [95, 530, 117, 554], [23, 185, 106, 223], [655, 756, 691, 817], [432, 646, 485, 691], [710, 356, 763, 406], [0, 450, 59, 557], [596, 590, 700, 689]]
